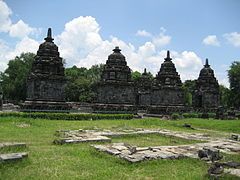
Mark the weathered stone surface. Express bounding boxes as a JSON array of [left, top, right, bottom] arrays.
[[88, 129, 240, 163], [225, 168, 240, 177], [0, 142, 26, 149], [198, 147, 222, 162], [95, 47, 135, 107], [208, 162, 224, 175], [22, 28, 69, 111], [0, 153, 28, 162], [135, 68, 152, 106], [151, 51, 184, 107], [193, 59, 220, 110]]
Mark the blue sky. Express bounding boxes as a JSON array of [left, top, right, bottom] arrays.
[[1, 0, 240, 86]]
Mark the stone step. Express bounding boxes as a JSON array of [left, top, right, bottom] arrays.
[[0, 152, 28, 162]]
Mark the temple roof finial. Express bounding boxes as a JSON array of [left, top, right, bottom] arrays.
[[144, 68, 147, 74], [204, 58, 210, 68], [113, 46, 121, 53], [164, 50, 172, 61], [44, 28, 54, 42]]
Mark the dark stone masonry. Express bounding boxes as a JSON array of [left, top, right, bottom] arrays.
[[22, 28, 69, 111], [93, 47, 135, 112], [94, 49, 187, 113], [20, 28, 220, 114], [193, 59, 220, 110]]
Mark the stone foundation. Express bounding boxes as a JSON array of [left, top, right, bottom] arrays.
[[21, 100, 70, 112]]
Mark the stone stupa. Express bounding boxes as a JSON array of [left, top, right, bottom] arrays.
[[94, 47, 135, 112], [22, 28, 69, 111], [149, 51, 185, 114], [193, 58, 219, 109]]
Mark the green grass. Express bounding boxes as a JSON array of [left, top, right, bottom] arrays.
[[111, 134, 201, 147], [0, 117, 240, 179]]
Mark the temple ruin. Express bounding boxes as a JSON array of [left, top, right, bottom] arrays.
[[20, 28, 220, 114], [193, 59, 220, 110], [22, 28, 69, 111]]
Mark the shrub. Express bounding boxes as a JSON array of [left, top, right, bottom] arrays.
[[182, 113, 199, 118], [171, 113, 181, 120], [0, 112, 134, 121]]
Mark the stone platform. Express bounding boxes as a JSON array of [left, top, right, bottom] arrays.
[[54, 128, 213, 144], [21, 100, 70, 112]]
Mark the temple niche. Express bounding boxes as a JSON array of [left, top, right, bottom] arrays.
[[95, 47, 135, 106], [193, 59, 220, 110], [151, 51, 185, 107], [22, 28, 68, 111]]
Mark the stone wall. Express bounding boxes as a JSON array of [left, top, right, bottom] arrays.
[[96, 83, 135, 104], [151, 87, 184, 106], [27, 79, 66, 102]]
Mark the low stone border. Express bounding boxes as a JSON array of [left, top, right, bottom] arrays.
[[54, 128, 213, 144]]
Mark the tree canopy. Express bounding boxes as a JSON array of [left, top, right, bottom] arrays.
[[228, 61, 240, 108], [0, 53, 35, 102]]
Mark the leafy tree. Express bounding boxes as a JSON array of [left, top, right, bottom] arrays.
[[131, 71, 142, 81], [219, 85, 231, 107], [0, 53, 35, 102], [182, 80, 196, 106], [65, 64, 104, 102], [228, 61, 240, 108]]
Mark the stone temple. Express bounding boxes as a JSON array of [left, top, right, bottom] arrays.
[[22, 28, 69, 111], [94, 49, 186, 113], [149, 51, 185, 113], [94, 47, 135, 112], [193, 59, 220, 110]]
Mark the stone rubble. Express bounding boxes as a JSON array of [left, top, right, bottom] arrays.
[[54, 128, 240, 177]]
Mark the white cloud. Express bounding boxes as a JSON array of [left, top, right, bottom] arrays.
[[0, 36, 39, 72], [136, 27, 171, 47], [0, 1, 39, 39], [136, 30, 152, 37], [9, 20, 35, 38], [56, 16, 102, 65], [0, 11, 208, 83], [152, 28, 171, 47], [0, 0, 12, 32], [55, 16, 202, 82], [202, 35, 220, 46], [224, 32, 240, 47], [6, 37, 39, 60], [0, 40, 10, 72]]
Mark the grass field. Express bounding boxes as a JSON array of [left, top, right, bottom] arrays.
[[0, 117, 240, 179]]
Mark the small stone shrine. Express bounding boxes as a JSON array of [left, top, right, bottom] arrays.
[[22, 28, 69, 111], [135, 68, 152, 106], [150, 51, 184, 112], [94, 47, 135, 112], [193, 59, 220, 110], [95, 47, 135, 104]]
